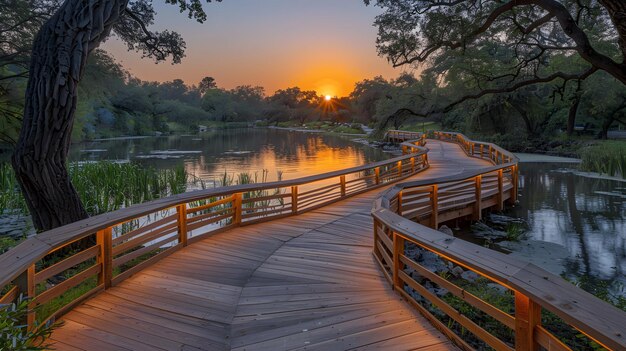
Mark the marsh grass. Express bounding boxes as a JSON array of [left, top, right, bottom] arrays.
[[237, 170, 285, 211], [580, 141, 626, 179], [70, 162, 188, 215], [0, 162, 189, 217]]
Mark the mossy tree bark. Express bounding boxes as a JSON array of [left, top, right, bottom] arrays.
[[12, 0, 128, 231]]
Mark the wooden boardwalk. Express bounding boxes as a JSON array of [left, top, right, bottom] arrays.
[[49, 141, 492, 351]]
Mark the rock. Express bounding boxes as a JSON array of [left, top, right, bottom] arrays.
[[498, 240, 568, 276], [434, 288, 449, 297], [487, 213, 527, 228], [418, 251, 447, 273], [461, 271, 479, 282], [471, 221, 508, 239], [438, 225, 454, 236], [487, 283, 508, 294], [451, 266, 464, 277]]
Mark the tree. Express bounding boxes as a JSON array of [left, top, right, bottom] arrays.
[[12, 0, 221, 231], [198, 76, 217, 95], [366, 0, 626, 120], [0, 0, 54, 143]]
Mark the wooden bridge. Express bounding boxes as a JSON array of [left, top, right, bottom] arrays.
[[1, 132, 624, 351]]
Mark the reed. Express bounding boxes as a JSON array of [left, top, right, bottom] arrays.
[[580, 141, 626, 179], [0, 162, 189, 217]]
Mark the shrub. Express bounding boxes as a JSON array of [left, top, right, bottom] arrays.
[[0, 295, 57, 350]]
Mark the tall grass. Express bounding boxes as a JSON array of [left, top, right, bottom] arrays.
[[0, 163, 29, 214], [0, 162, 189, 217], [580, 141, 626, 179]]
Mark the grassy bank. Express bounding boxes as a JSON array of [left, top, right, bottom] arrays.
[[275, 120, 365, 134]]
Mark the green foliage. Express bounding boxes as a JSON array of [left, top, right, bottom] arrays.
[[0, 296, 56, 350], [580, 141, 626, 178], [504, 223, 526, 242]]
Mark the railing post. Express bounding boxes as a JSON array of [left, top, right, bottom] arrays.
[[473, 176, 482, 221], [512, 165, 519, 202], [233, 193, 243, 225], [176, 204, 188, 247], [392, 232, 405, 290], [375, 167, 380, 185], [340, 175, 346, 196], [397, 191, 403, 216], [397, 161, 402, 178], [515, 293, 541, 351], [291, 186, 298, 214], [15, 264, 35, 328], [430, 184, 439, 229], [97, 227, 113, 289], [489, 146, 493, 161], [480, 144, 484, 158], [497, 169, 504, 211], [410, 157, 415, 173], [402, 145, 408, 154]]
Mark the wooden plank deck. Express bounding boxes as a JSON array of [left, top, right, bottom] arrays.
[[49, 141, 492, 351]]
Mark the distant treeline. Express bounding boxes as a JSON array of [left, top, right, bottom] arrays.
[[2, 0, 626, 146]]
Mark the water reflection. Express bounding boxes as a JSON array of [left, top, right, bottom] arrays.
[[66, 128, 387, 183], [509, 162, 626, 286]]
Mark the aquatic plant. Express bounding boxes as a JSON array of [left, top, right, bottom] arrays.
[[580, 141, 626, 179], [0, 162, 189, 217], [504, 223, 526, 242]]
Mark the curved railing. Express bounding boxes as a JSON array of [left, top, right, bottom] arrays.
[[372, 133, 626, 351], [0, 133, 429, 327]]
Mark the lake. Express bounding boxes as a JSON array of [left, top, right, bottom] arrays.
[[491, 162, 625, 296], [68, 128, 388, 184]]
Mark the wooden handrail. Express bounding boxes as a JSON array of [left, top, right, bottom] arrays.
[[0, 132, 430, 327], [372, 135, 626, 351]]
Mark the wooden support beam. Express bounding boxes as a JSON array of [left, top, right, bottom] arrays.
[[397, 161, 403, 177], [291, 186, 298, 214], [97, 227, 113, 289], [497, 169, 504, 211], [233, 193, 243, 225], [473, 176, 482, 221], [397, 192, 403, 217], [431, 185, 439, 229], [340, 175, 346, 196], [375, 167, 380, 185], [176, 204, 188, 247], [392, 232, 405, 290], [15, 265, 35, 328], [411, 157, 415, 173], [515, 293, 541, 351]]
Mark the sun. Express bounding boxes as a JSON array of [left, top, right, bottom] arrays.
[[325, 95, 332, 101]]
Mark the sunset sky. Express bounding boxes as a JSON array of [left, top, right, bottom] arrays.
[[103, 0, 404, 97]]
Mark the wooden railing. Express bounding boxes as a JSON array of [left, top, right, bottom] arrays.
[[372, 133, 626, 351], [0, 133, 429, 328], [386, 129, 428, 144]]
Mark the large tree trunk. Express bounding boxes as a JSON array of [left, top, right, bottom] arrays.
[[566, 95, 581, 136], [12, 0, 128, 231]]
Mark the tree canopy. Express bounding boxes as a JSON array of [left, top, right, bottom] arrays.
[[365, 0, 626, 118]]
